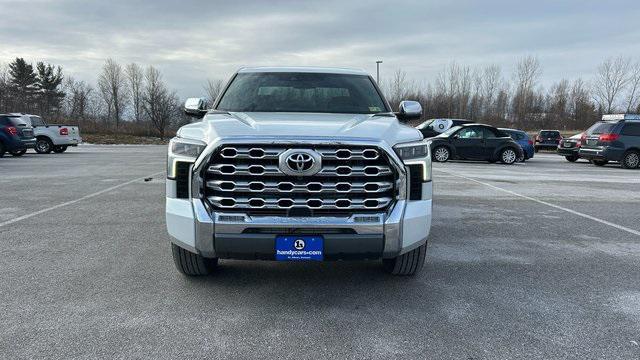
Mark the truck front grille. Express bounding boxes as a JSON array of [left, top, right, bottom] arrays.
[[202, 144, 397, 216]]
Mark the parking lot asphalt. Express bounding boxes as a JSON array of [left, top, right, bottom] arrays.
[[1, 146, 639, 359]]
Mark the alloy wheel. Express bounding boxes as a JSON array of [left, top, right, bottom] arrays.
[[625, 152, 639, 168], [502, 149, 516, 164], [434, 147, 449, 162], [36, 139, 51, 153]]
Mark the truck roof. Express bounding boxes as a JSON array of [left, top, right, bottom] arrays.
[[601, 114, 640, 121], [237, 66, 369, 75]]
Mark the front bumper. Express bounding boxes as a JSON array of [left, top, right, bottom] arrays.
[[166, 180, 433, 260]]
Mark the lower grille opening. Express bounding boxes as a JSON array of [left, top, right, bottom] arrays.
[[242, 228, 357, 235]]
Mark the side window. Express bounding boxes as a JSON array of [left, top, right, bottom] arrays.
[[30, 116, 44, 126], [483, 128, 501, 139], [457, 127, 483, 139], [621, 123, 640, 136]]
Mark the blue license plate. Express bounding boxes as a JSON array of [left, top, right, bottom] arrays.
[[275, 235, 323, 261]]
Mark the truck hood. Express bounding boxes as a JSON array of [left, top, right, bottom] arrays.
[[177, 112, 423, 146]]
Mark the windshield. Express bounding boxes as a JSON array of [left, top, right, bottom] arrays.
[[417, 119, 435, 130], [586, 122, 616, 135], [216, 72, 387, 114], [441, 126, 462, 137]]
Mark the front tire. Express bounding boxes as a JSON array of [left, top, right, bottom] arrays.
[[621, 150, 639, 169], [171, 243, 218, 276], [565, 155, 579, 162], [10, 149, 26, 157], [53, 145, 68, 153], [500, 148, 517, 164], [433, 146, 450, 162], [383, 242, 427, 276], [592, 159, 608, 166], [35, 138, 53, 154]]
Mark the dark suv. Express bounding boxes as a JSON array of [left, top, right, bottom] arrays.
[[534, 130, 562, 152], [0, 114, 36, 157], [579, 114, 640, 169]]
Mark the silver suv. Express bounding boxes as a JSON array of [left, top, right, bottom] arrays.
[[166, 67, 433, 276]]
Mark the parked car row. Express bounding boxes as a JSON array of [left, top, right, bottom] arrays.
[[416, 114, 640, 169], [0, 113, 81, 158]]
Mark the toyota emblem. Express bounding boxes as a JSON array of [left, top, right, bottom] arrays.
[[279, 149, 322, 176]]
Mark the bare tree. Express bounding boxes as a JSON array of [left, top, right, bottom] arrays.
[[63, 77, 94, 120], [126, 63, 145, 122], [512, 56, 542, 125], [143, 66, 177, 139], [593, 56, 630, 113], [481, 64, 502, 117], [624, 62, 640, 113], [0, 62, 8, 112], [203, 78, 224, 105], [97, 58, 128, 128]]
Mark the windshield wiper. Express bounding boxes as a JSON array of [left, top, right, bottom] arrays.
[[370, 112, 395, 117]]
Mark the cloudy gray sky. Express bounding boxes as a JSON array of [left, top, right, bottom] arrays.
[[1, 0, 639, 98]]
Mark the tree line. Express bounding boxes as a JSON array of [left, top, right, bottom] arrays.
[[382, 55, 640, 130], [0, 58, 204, 139], [1, 55, 640, 138]]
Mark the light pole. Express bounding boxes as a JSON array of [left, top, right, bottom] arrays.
[[375, 60, 383, 84]]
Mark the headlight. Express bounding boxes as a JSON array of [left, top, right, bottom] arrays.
[[167, 137, 207, 179], [394, 140, 432, 182], [394, 141, 430, 159]]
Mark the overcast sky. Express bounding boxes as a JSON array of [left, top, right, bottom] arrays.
[[1, 0, 639, 98]]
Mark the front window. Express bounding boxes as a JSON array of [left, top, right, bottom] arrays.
[[216, 72, 387, 114], [457, 127, 483, 139]]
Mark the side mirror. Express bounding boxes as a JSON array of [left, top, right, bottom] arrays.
[[396, 100, 423, 122], [184, 98, 209, 118]]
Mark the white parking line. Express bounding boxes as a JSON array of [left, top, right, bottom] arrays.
[[434, 168, 640, 237], [0, 171, 164, 228]]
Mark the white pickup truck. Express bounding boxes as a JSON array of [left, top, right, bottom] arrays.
[[166, 67, 433, 276], [10, 113, 81, 153]]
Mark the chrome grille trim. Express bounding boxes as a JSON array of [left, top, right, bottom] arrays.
[[208, 196, 393, 210], [201, 142, 400, 215], [208, 164, 392, 177], [206, 180, 393, 193], [215, 146, 382, 161]]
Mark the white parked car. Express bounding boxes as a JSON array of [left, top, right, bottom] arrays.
[[10, 113, 81, 153], [166, 67, 433, 276]]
